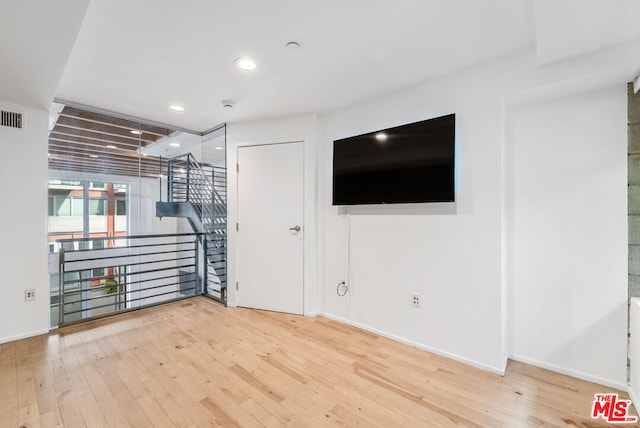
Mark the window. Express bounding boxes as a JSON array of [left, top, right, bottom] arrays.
[[116, 199, 126, 215], [89, 198, 105, 216], [48, 196, 83, 216], [48, 182, 128, 249], [53, 196, 71, 216], [71, 197, 83, 216]]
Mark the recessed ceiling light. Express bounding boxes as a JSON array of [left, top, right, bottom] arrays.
[[286, 41, 301, 50], [215, 147, 224, 150], [89, 154, 99, 158], [235, 57, 257, 71], [170, 142, 181, 147], [130, 130, 142, 135], [168, 105, 185, 112], [375, 132, 388, 142], [221, 100, 233, 109], [107, 145, 117, 149]]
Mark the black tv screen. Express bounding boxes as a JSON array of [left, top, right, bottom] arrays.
[[332, 114, 455, 205]]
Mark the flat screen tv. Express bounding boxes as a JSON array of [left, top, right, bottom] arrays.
[[332, 113, 455, 205]]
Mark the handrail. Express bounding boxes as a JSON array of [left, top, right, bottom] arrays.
[[166, 153, 226, 235], [166, 153, 226, 208], [55, 233, 206, 327], [160, 153, 227, 304], [56, 232, 203, 244]]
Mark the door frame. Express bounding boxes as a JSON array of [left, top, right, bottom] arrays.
[[227, 137, 317, 316], [236, 141, 306, 314]]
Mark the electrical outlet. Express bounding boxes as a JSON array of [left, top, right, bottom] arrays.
[[25, 289, 36, 302], [411, 293, 420, 308]]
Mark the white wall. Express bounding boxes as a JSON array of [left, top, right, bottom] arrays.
[[318, 61, 509, 374], [225, 114, 318, 315], [316, 46, 635, 377], [507, 87, 628, 389], [0, 101, 50, 343]]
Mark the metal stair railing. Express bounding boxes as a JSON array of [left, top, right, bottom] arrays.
[[167, 153, 226, 233], [165, 153, 227, 303]]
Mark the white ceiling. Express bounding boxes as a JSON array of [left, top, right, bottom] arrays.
[[54, 0, 536, 132], [2, 0, 640, 132], [535, 0, 640, 65], [0, 0, 90, 109]]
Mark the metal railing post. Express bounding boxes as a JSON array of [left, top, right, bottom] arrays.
[[58, 248, 65, 326], [159, 155, 163, 202], [167, 157, 173, 202], [186, 156, 191, 202], [194, 236, 201, 295], [202, 235, 207, 296]]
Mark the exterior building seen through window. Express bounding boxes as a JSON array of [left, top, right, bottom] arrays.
[[47, 180, 128, 249]]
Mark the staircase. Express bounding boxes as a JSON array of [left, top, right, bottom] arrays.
[[156, 153, 227, 302]]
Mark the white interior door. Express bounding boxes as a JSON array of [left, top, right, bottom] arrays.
[[237, 142, 304, 314]]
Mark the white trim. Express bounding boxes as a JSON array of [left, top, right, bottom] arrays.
[[318, 311, 506, 375], [235, 140, 309, 316], [629, 387, 640, 415], [225, 114, 318, 315], [510, 354, 628, 391], [0, 329, 50, 345]]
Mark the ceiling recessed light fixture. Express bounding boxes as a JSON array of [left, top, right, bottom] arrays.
[[375, 132, 388, 142], [168, 105, 185, 112], [285, 41, 301, 50], [130, 130, 142, 135], [222, 100, 233, 109], [235, 57, 257, 71], [170, 142, 181, 147]]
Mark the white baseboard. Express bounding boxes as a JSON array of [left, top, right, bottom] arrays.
[[509, 354, 628, 391], [318, 311, 506, 375], [629, 386, 639, 414], [0, 328, 49, 345]]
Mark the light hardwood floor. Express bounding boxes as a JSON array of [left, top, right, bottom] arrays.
[[0, 297, 635, 427]]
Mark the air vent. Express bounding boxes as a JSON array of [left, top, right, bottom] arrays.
[[1, 110, 23, 129]]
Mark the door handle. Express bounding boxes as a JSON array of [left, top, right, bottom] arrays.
[[289, 225, 301, 232]]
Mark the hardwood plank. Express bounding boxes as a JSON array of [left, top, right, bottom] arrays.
[[136, 394, 176, 427], [77, 355, 132, 428], [75, 388, 108, 428], [16, 353, 42, 428]]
